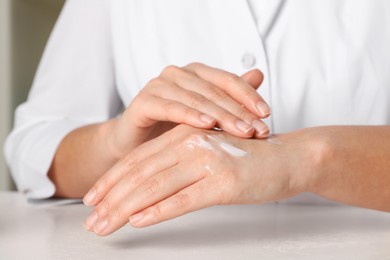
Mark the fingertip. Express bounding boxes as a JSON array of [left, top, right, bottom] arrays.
[[129, 212, 144, 226], [83, 211, 98, 232], [252, 120, 270, 139], [241, 69, 264, 89], [83, 188, 97, 206], [83, 221, 94, 232], [235, 120, 255, 137], [129, 212, 155, 228], [255, 102, 271, 118], [254, 130, 270, 139], [93, 218, 112, 237]]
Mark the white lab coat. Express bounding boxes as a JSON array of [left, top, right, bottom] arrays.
[[4, 0, 390, 202]]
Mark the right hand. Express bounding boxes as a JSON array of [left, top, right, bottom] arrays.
[[109, 62, 271, 157]]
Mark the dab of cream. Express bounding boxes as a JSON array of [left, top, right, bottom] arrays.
[[185, 135, 213, 150], [208, 135, 247, 157], [205, 165, 215, 175], [267, 134, 282, 145], [185, 134, 247, 157]]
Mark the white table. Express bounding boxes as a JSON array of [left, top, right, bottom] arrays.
[[1, 191, 390, 259]]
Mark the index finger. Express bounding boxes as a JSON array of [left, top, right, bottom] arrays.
[[184, 63, 271, 118]]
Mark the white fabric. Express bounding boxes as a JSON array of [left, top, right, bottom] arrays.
[[4, 0, 390, 201]]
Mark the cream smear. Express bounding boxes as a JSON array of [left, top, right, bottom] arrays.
[[185, 134, 247, 157], [266, 134, 282, 145]]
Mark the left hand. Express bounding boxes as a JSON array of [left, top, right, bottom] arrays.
[[82, 124, 307, 236]]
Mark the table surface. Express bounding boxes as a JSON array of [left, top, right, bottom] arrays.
[[1, 191, 390, 260]]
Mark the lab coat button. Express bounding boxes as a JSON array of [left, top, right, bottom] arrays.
[[241, 53, 256, 69]]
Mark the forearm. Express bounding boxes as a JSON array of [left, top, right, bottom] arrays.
[[299, 126, 390, 211], [48, 119, 121, 198]]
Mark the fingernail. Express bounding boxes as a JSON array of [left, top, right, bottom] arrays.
[[130, 212, 144, 225], [256, 102, 271, 117], [94, 217, 108, 234], [252, 120, 270, 137], [236, 120, 253, 134], [84, 211, 98, 230], [200, 114, 215, 125], [83, 188, 96, 206]]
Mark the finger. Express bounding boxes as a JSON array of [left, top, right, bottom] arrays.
[[253, 120, 270, 138], [92, 147, 181, 212], [131, 92, 216, 129], [83, 141, 180, 231], [184, 63, 271, 118], [129, 179, 218, 228], [149, 81, 256, 138], [83, 127, 182, 206], [91, 164, 205, 236], [160, 70, 260, 126], [158, 66, 267, 137], [240, 69, 264, 90], [160, 70, 267, 137]]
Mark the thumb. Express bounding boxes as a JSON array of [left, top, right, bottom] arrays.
[[240, 69, 264, 90]]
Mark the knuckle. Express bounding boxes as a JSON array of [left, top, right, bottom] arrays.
[[112, 206, 124, 220], [166, 105, 195, 124], [149, 77, 165, 86], [237, 106, 256, 123], [180, 106, 196, 121], [219, 111, 235, 125], [151, 204, 163, 218], [96, 176, 110, 194], [161, 65, 181, 78], [163, 100, 179, 115], [124, 167, 144, 186], [96, 200, 110, 215], [162, 100, 176, 111], [226, 72, 241, 82], [224, 73, 241, 88], [122, 151, 138, 168], [145, 77, 166, 90], [208, 87, 228, 103], [189, 93, 208, 108], [130, 94, 149, 116], [237, 105, 247, 120], [185, 62, 203, 69], [174, 192, 190, 209], [144, 179, 160, 198], [131, 93, 143, 107]]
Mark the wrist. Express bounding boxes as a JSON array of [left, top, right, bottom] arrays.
[[274, 127, 334, 195], [98, 118, 126, 162], [290, 127, 334, 194]]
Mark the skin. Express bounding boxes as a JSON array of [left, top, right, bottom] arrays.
[[47, 62, 390, 237], [82, 124, 390, 236], [48, 63, 270, 198]]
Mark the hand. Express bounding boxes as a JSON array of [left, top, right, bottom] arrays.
[[83, 124, 306, 236], [109, 63, 271, 158]]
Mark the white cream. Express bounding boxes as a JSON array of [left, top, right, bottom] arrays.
[[185, 134, 247, 157], [205, 165, 215, 176], [208, 135, 247, 157], [185, 135, 213, 150], [267, 134, 282, 145], [185, 134, 247, 177]]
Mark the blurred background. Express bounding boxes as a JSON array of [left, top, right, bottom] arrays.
[[0, 0, 65, 191]]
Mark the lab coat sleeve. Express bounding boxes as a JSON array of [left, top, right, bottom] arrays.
[[4, 0, 122, 199]]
